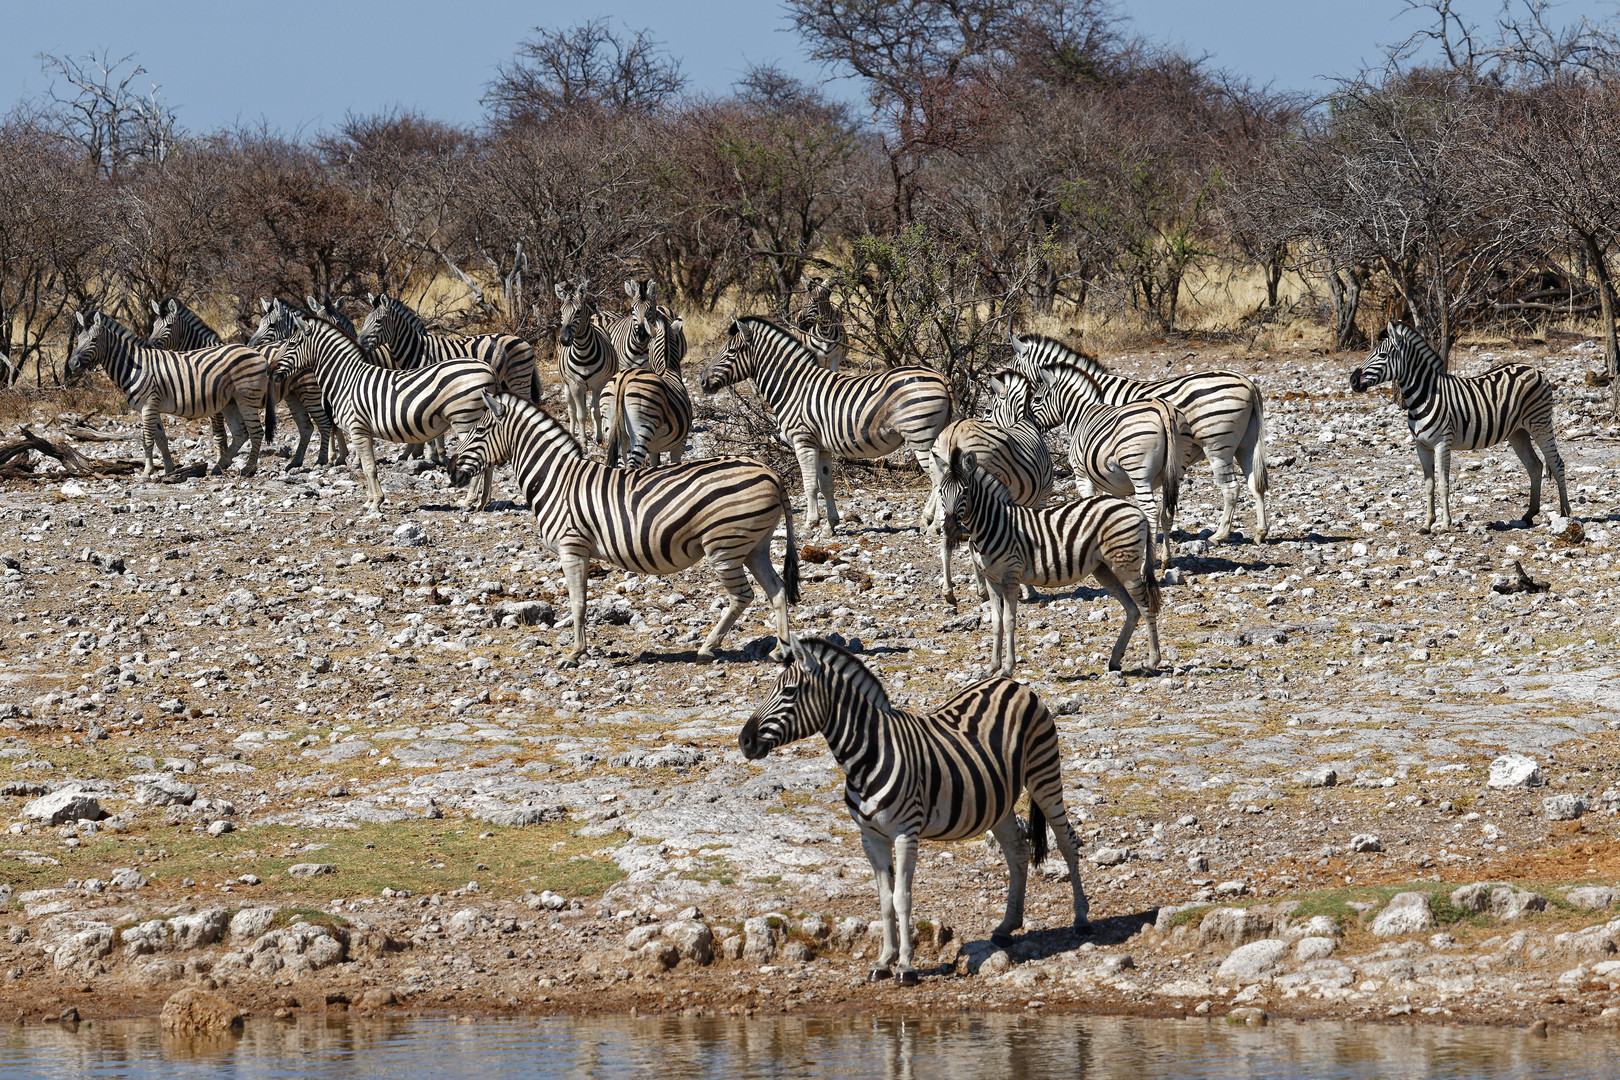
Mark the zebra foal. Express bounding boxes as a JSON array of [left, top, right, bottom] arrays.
[[273, 315, 496, 513], [939, 447, 1161, 675], [449, 393, 799, 666], [67, 311, 272, 477], [603, 311, 691, 468], [700, 317, 953, 537], [1351, 322, 1569, 533], [739, 636, 1089, 983]]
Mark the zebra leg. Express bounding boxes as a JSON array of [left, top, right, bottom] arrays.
[[1434, 439, 1454, 532], [1414, 440, 1438, 533], [559, 551, 590, 667], [1027, 779, 1091, 931], [1537, 430, 1571, 517], [240, 396, 264, 477], [989, 813, 1031, 946], [1507, 429, 1543, 524], [1235, 419, 1268, 540], [741, 540, 793, 657], [940, 530, 958, 607], [1133, 478, 1159, 573], [817, 450, 840, 533], [914, 448, 944, 534], [287, 396, 314, 469], [221, 404, 252, 475], [859, 831, 900, 979], [1207, 451, 1241, 544], [209, 413, 231, 474], [792, 440, 825, 536], [988, 576, 1019, 676], [588, 385, 606, 445], [1094, 564, 1158, 672], [146, 408, 176, 475], [891, 830, 920, 984], [697, 559, 752, 660], [353, 429, 385, 514]]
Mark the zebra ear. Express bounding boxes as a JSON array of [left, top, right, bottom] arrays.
[[259, 298, 271, 313], [624, 280, 637, 298], [647, 281, 658, 302], [75, 311, 86, 329], [366, 292, 377, 307], [788, 635, 818, 674], [554, 283, 567, 301], [987, 373, 1006, 398], [167, 298, 179, 315], [151, 299, 162, 317], [1385, 321, 1398, 340], [481, 390, 506, 418]]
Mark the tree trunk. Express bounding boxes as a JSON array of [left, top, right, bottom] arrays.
[[1584, 234, 1620, 417], [1264, 253, 1283, 310], [1326, 266, 1365, 351]]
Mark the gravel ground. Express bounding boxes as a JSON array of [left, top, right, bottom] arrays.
[[6, 335, 1620, 1030]]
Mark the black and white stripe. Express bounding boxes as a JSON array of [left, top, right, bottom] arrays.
[[448, 393, 799, 666], [937, 447, 1161, 675], [787, 277, 847, 371], [1012, 332, 1268, 544], [67, 311, 272, 477], [927, 369, 1054, 605], [700, 316, 953, 536], [248, 298, 343, 468], [554, 279, 617, 445], [1351, 322, 1569, 532], [603, 311, 691, 468], [273, 315, 496, 513], [738, 636, 1088, 982], [358, 292, 538, 403], [591, 279, 687, 371]]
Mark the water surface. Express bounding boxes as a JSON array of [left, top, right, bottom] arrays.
[[2, 1013, 1609, 1079]]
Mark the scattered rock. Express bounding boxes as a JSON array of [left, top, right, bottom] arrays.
[[21, 790, 101, 825], [1349, 834, 1381, 853], [287, 863, 336, 878], [1491, 887, 1547, 922], [1370, 892, 1435, 937], [1543, 794, 1587, 821], [1567, 887, 1617, 912], [159, 988, 242, 1035], [1487, 754, 1543, 790], [1217, 938, 1288, 984]]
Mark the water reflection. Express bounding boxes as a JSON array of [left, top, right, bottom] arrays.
[[2, 1013, 1610, 1079]]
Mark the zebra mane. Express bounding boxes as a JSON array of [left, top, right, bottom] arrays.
[[1387, 323, 1445, 372], [167, 299, 222, 342], [302, 312, 368, 356], [799, 637, 892, 713], [500, 394, 585, 459], [1018, 333, 1108, 375], [738, 316, 819, 366], [93, 313, 147, 351], [382, 295, 433, 336]]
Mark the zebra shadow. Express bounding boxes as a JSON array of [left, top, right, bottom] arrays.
[[948, 908, 1160, 971]]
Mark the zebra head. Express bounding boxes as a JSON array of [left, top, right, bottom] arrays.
[[988, 368, 1055, 430], [624, 279, 659, 354], [649, 311, 684, 374], [935, 446, 981, 544], [738, 637, 824, 759], [65, 311, 110, 382], [146, 298, 183, 348], [247, 298, 298, 350], [357, 292, 402, 353], [555, 279, 593, 347], [699, 319, 759, 393], [450, 391, 518, 488], [273, 316, 320, 382], [1351, 322, 1426, 393]]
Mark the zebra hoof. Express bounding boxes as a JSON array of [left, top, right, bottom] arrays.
[[898, 970, 920, 986], [990, 932, 1015, 949], [868, 967, 893, 982], [696, 648, 718, 662]]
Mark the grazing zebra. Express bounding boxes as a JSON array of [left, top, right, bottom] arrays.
[[603, 311, 691, 468], [1030, 361, 1186, 569], [1012, 332, 1268, 544], [273, 314, 496, 513], [448, 392, 799, 666], [66, 310, 273, 477], [248, 298, 343, 468], [1350, 322, 1569, 532], [739, 636, 1089, 982], [787, 276, 847, 371], [926, 369, 1054, 605], [700, 316, 953, 537], [938, 447, 1160, 675], [359, 292, 539, 403], [554, 279, 617, 445]]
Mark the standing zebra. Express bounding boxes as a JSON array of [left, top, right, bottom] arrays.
[[787, 276, 847, 371], [274, 314, 496, 513], [938, 447, 1160, 675], [739, 636, 1089, 983], [927, 369, 1054, 606], [700, 316, 953, 537], [67, 311, 272, 477], [358, 292, 539, 403], [1351, 322, 1569, 532], [147, 297, 279, 467], [592, 279, 686, 371], [554, 279, 617, 445], [448, 392, 799, 666], [1012, 332, 1268, 544], [603, 311, 691, 468], [248, 298, 343, 468]]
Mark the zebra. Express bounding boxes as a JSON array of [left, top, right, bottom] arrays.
[[738, 636, 1089, 982], [603, 311, 691, 468], [248, 298, 344, 468], [1011, 332, 1268, 544], [358, 292, 539, 403], [554, 279, 617, 445], [273, 314, 497, 513], [145, 297, 282, 469], [937, 446, 1161, 675], [787, 276, 847, 371], [448, 392, 800, 666], [699, 316, 954, 537], [591, 279, 684, 371], [926, 369, 1054, 606], [1351, 322, 1569, 533], [66, 310, 273, 477], [1028, 359, 1187, 569]]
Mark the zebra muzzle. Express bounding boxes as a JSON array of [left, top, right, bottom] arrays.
[[1349, 368, 1366, 392]]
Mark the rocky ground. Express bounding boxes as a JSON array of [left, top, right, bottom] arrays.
[[6, 333, 1620, 1032]]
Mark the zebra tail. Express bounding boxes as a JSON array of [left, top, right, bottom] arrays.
[[603, 389, 625, 467], [1250, 395, 1269, 495], [263, 377, 277, 446], [781, 483, 801, 606], [1026, 799, 1050, 869], [1140, 512, 1162, 616]]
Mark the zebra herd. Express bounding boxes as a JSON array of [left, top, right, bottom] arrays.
[[54, 291, 1578, 977]]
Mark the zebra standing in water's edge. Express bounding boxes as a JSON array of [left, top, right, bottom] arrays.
[[739, 636, 1089, 984], [1351, 322, 1569, 533]]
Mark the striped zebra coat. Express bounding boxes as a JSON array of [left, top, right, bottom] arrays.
[[274, 315, 496, 513], [147, 297, 280, 466], [1351, 322, 1568, 532], [359, 292, 539, 403], [927, 369, 1054, 606], [786, 277, 847, 371], [248, 298, 344, 468], [448, 393, 799, 666], [591, 279, 687, 371], [739, 636, 1088, 981], [554, 280, 617, 445], [603, 311, 691, 468], [700, 316, 954, 537], [1026, 356, 1186, 569], [938, 448, 1161, 675], [67, 311, 273, 477], [1012, 332, 1268, 544]]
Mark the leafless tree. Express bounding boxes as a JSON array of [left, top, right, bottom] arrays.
[[38, 50, 179, 179], [485, 19, 687, 130]]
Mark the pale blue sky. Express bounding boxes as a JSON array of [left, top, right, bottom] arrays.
[[4, 1, 1616, 134]]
